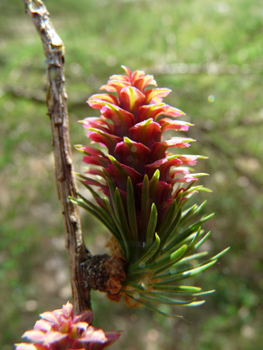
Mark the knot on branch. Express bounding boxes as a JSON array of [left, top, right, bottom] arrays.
[[81, 253, 126, 302]]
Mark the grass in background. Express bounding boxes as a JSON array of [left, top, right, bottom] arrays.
[[0, 0, 263, 349]]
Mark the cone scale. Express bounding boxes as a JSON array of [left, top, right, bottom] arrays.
[[72, 67, 229, 317], [15, 302, 121, 350]]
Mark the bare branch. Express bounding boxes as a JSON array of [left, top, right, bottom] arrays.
[[191, 127, 263, 192], [21, 0, 91, 312]]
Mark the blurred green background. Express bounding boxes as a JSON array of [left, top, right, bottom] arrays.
[[0, 0, 263, 349]]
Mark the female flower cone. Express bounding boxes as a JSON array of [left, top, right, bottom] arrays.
[[15, 302, 121, 350], [74, 67, 228, 316]]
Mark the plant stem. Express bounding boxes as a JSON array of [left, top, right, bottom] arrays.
[[21, 0, 91, 313]]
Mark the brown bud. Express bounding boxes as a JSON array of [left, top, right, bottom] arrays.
[[81, 253, 126, 299]]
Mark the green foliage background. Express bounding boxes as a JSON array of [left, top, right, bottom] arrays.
[[0, 0, 262, 349]]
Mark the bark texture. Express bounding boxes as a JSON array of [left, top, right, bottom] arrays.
[[22, 0, 91, 313]]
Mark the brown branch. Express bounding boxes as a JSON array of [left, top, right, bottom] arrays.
[[151, 62, 261, 76], [192, 128, 263, 192], [5, 85, 46, 103], [22, 0, 91, 312], [4, 85, 89, 108]]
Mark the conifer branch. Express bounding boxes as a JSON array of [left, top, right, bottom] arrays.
[[21, 0, 91, 313]]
